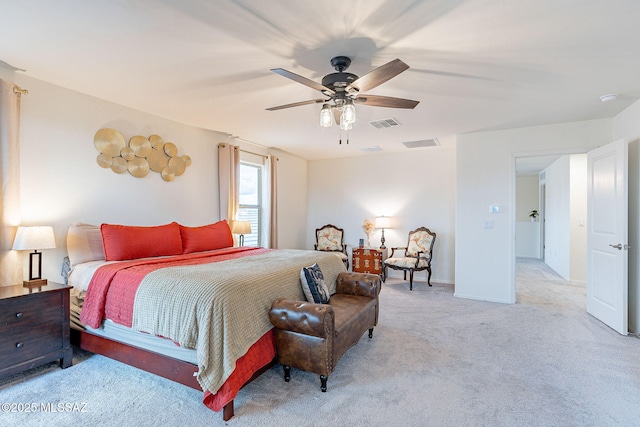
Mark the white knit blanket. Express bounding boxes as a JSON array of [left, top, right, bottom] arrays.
[[131, 249, 345, 394]]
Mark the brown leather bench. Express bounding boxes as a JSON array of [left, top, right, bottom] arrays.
[[268, 271, 381, 391]]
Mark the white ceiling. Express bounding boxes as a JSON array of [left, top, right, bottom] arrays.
[[515, 155, 560, 176], [2, 0, 640, 160]]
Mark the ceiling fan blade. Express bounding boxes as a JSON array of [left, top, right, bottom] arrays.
[[347, 59, 410, 93], [354, 94, 419, 109], [270, 68, 335, 95], [266, 99, 326, 111]]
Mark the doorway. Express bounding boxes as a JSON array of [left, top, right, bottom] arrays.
[[539, 183, 546, 260], [514, 152, 588, 297]]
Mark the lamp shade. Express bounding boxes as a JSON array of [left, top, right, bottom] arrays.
[[12, 226, 56, 250], [374, 216, 391, 229], [232, 221, 251, 235]]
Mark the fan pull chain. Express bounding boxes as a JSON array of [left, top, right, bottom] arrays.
[[338, 129, 350, 145]]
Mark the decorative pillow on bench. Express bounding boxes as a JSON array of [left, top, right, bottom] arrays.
[[300, 263, 330, 304]]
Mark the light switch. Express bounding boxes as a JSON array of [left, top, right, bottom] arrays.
[[483, 220, 494, 229], [490, 205, 501, 213]]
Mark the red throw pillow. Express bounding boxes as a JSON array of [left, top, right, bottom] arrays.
[[179, 220, 234, 254], [101, 222, 183, 261]]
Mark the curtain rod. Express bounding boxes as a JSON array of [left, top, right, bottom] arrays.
[[233, 135, 266, 149], [13, 85, 28, 95], [239, 148, 268, 159], [239, 148, 278, 161], [219, 143, 278, 161]]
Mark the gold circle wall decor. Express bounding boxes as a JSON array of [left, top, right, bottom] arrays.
[[97, 153, 113, 168], [94, 128, 125, 157], [163, 142, 178, 157], [168, 156, 186, 176], [110, 156, 128, 174], [161, 167, 175, 182], [147, 147, 170, 172], [148, 134, 163, 148], [120, 146, 135, 161], [129, 135, 153, 157], [94, 128, 191, 181], [128, 157, 150, 178]]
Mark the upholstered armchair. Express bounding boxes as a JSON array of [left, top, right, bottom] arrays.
[[314, 224, 349, 270], [384, 227, 436, 290]]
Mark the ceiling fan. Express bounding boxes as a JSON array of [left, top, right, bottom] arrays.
[[266, 56, 419, 129]]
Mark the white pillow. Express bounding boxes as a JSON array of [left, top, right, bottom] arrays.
[[67, 222, 105, 268]]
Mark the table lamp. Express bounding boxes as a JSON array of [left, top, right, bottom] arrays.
[[232, 221, 251, 247], [12, 226, 56, 287], [374, 216, 391, 249]]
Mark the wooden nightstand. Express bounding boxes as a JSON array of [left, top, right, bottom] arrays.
[[0, 282, 72, 378], [352, 247, 387, 281]]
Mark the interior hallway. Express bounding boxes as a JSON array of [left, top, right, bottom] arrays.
[[516, 256, 587, 309]]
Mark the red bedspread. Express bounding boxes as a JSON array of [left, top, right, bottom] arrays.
[[79, 246, 275, 412]]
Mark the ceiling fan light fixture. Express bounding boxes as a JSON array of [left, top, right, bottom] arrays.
[[339, 116, 352, 131], [342, 99, 356, 124], [269, 56, 417, 132], [320, 104, 333, 127]]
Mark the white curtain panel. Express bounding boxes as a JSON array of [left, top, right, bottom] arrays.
[[0, 80, 23, 286], [266, 154, 278, 249], [217, 142, 239, 226]]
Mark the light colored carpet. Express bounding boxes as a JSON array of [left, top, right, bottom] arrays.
[[2, 258, 640, 426]]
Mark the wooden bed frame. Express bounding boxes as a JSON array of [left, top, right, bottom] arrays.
[[70, 328, 274, 421]]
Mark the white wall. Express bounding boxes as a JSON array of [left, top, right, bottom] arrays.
[[456, 119, 611, 303], [612, 99, 640, 333], [307, 146, 456, 284], [515, 175, 540, 258], [515, 222, 540, 258], [270, 148, 308, 249], [2, 71, 308, 284], [543, 156, 571, 279], [569, 154, 587, 283], [516, 175, 539, 222]]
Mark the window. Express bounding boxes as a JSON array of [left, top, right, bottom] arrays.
[[238, 162, 261, 246]]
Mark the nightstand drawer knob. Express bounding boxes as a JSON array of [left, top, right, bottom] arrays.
[[15, 342, 23, 349], [15, 312, 23, 318]]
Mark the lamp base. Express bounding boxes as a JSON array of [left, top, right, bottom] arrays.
[[23, 278, 47, 288]]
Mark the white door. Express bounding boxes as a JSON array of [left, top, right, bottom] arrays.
[[587, 139, 628, 335]]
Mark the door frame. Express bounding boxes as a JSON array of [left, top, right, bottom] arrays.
[[539, 183, 546, 260], [511, 148, 587, 300]]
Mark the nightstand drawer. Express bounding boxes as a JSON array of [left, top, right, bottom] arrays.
[[0, 291, 62, 328], [0, 322, 64, 367], [0, 283, 72, 379]]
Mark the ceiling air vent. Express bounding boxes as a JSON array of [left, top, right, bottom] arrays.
[[370, 118, 400, 129], [402, 138, 440, 149], [360, 146, 383, 152]]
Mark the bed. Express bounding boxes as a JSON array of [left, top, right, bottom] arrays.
[[65, 221, 346, 420]]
